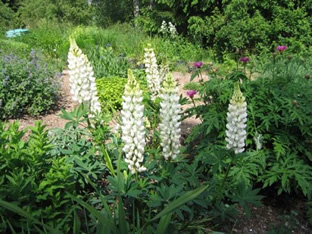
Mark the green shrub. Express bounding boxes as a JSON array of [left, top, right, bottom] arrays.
[[0, 121, 75, 232], [0, 39, 31, 56], [186, 54, 312, 198], [96, 77, 128, 111], [0, 50, 60, 119], [18, 0, 93, 26], [0, 2, 17, 30]]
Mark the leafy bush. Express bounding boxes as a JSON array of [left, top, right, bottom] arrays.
[[0, 50, 60, 119], [186, 54, 312, 197], [0, 107, 111, 233], [0, 121, 75, 232], [0, 39, 31, 56], [96, 77, 127, 111], [18, 0, 93, 26], [0, 1, 17, 30], [0, 102, 264, 233]]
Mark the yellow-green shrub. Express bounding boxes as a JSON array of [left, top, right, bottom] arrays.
[[96, 77, 127, 111]]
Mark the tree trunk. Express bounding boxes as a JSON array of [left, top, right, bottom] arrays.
[[133, 0, 140, 17], [150, 0, 154, 10]]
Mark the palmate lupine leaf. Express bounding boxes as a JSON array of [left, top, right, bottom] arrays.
[[229, 184, 264, 217]]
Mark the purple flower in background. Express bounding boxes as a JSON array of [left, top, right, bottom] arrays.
[[240, 57, 250, 63], [193, 61, 203, 68], [277, 45, 288, 52], [187, 90, 197, 98]]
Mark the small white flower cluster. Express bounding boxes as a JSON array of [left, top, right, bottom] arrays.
[[225, 83, 248, 154], [121, 70, 146, 173], [159, 20, 178, 38], [168, 22, 177, 37], [67, 38, 101, 114], [144, 45, 162, 100], [159, 74, 181, 160], [160, 21, 167, 34]]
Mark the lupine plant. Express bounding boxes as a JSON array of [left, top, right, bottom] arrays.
[[121, 70, 146, 173], [159, 73, 181, 160], [160, 20, 178, 38], [225, 82, 247, 154], [143, 45, 162, 100], [67, 38, 101, 114]]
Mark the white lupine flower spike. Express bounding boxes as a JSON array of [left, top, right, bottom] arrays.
[[144, 44, 162, 100], [121, 69, 146, 173], [159, 73, 181, 160], [67, 38, 101, 114], [225, 82, 248, 154], [160, 20, 168, 35], [168, 22, 178, 37]]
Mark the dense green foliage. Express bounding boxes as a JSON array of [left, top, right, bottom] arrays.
[[0, 105, 264, 233], [3, 0, 312, 56], [186, 53, 312, 198], [0, 49, 60, 118], [96, 77, 127, 111]]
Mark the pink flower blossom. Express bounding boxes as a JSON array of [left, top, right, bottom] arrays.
[[276, 45, 288, 52], [187, 90, 197, 98], [193, 61, 203, 68], [239, 57, 250, 63]]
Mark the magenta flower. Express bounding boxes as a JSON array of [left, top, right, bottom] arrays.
[[187, 90, 197, 98], [194, 61, 203, 68], [277, 45, 288, 52], [239, 57, 250, 63]]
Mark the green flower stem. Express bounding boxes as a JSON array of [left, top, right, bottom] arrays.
[[217, 155, 235, 202]]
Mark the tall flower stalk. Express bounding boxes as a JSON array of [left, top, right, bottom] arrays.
[[159, 73, 181, 160], [225, 82, 247, 154], [121, 70, 146, 173], [144, 45, 162, 100], [67, 38, 101, 114]]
